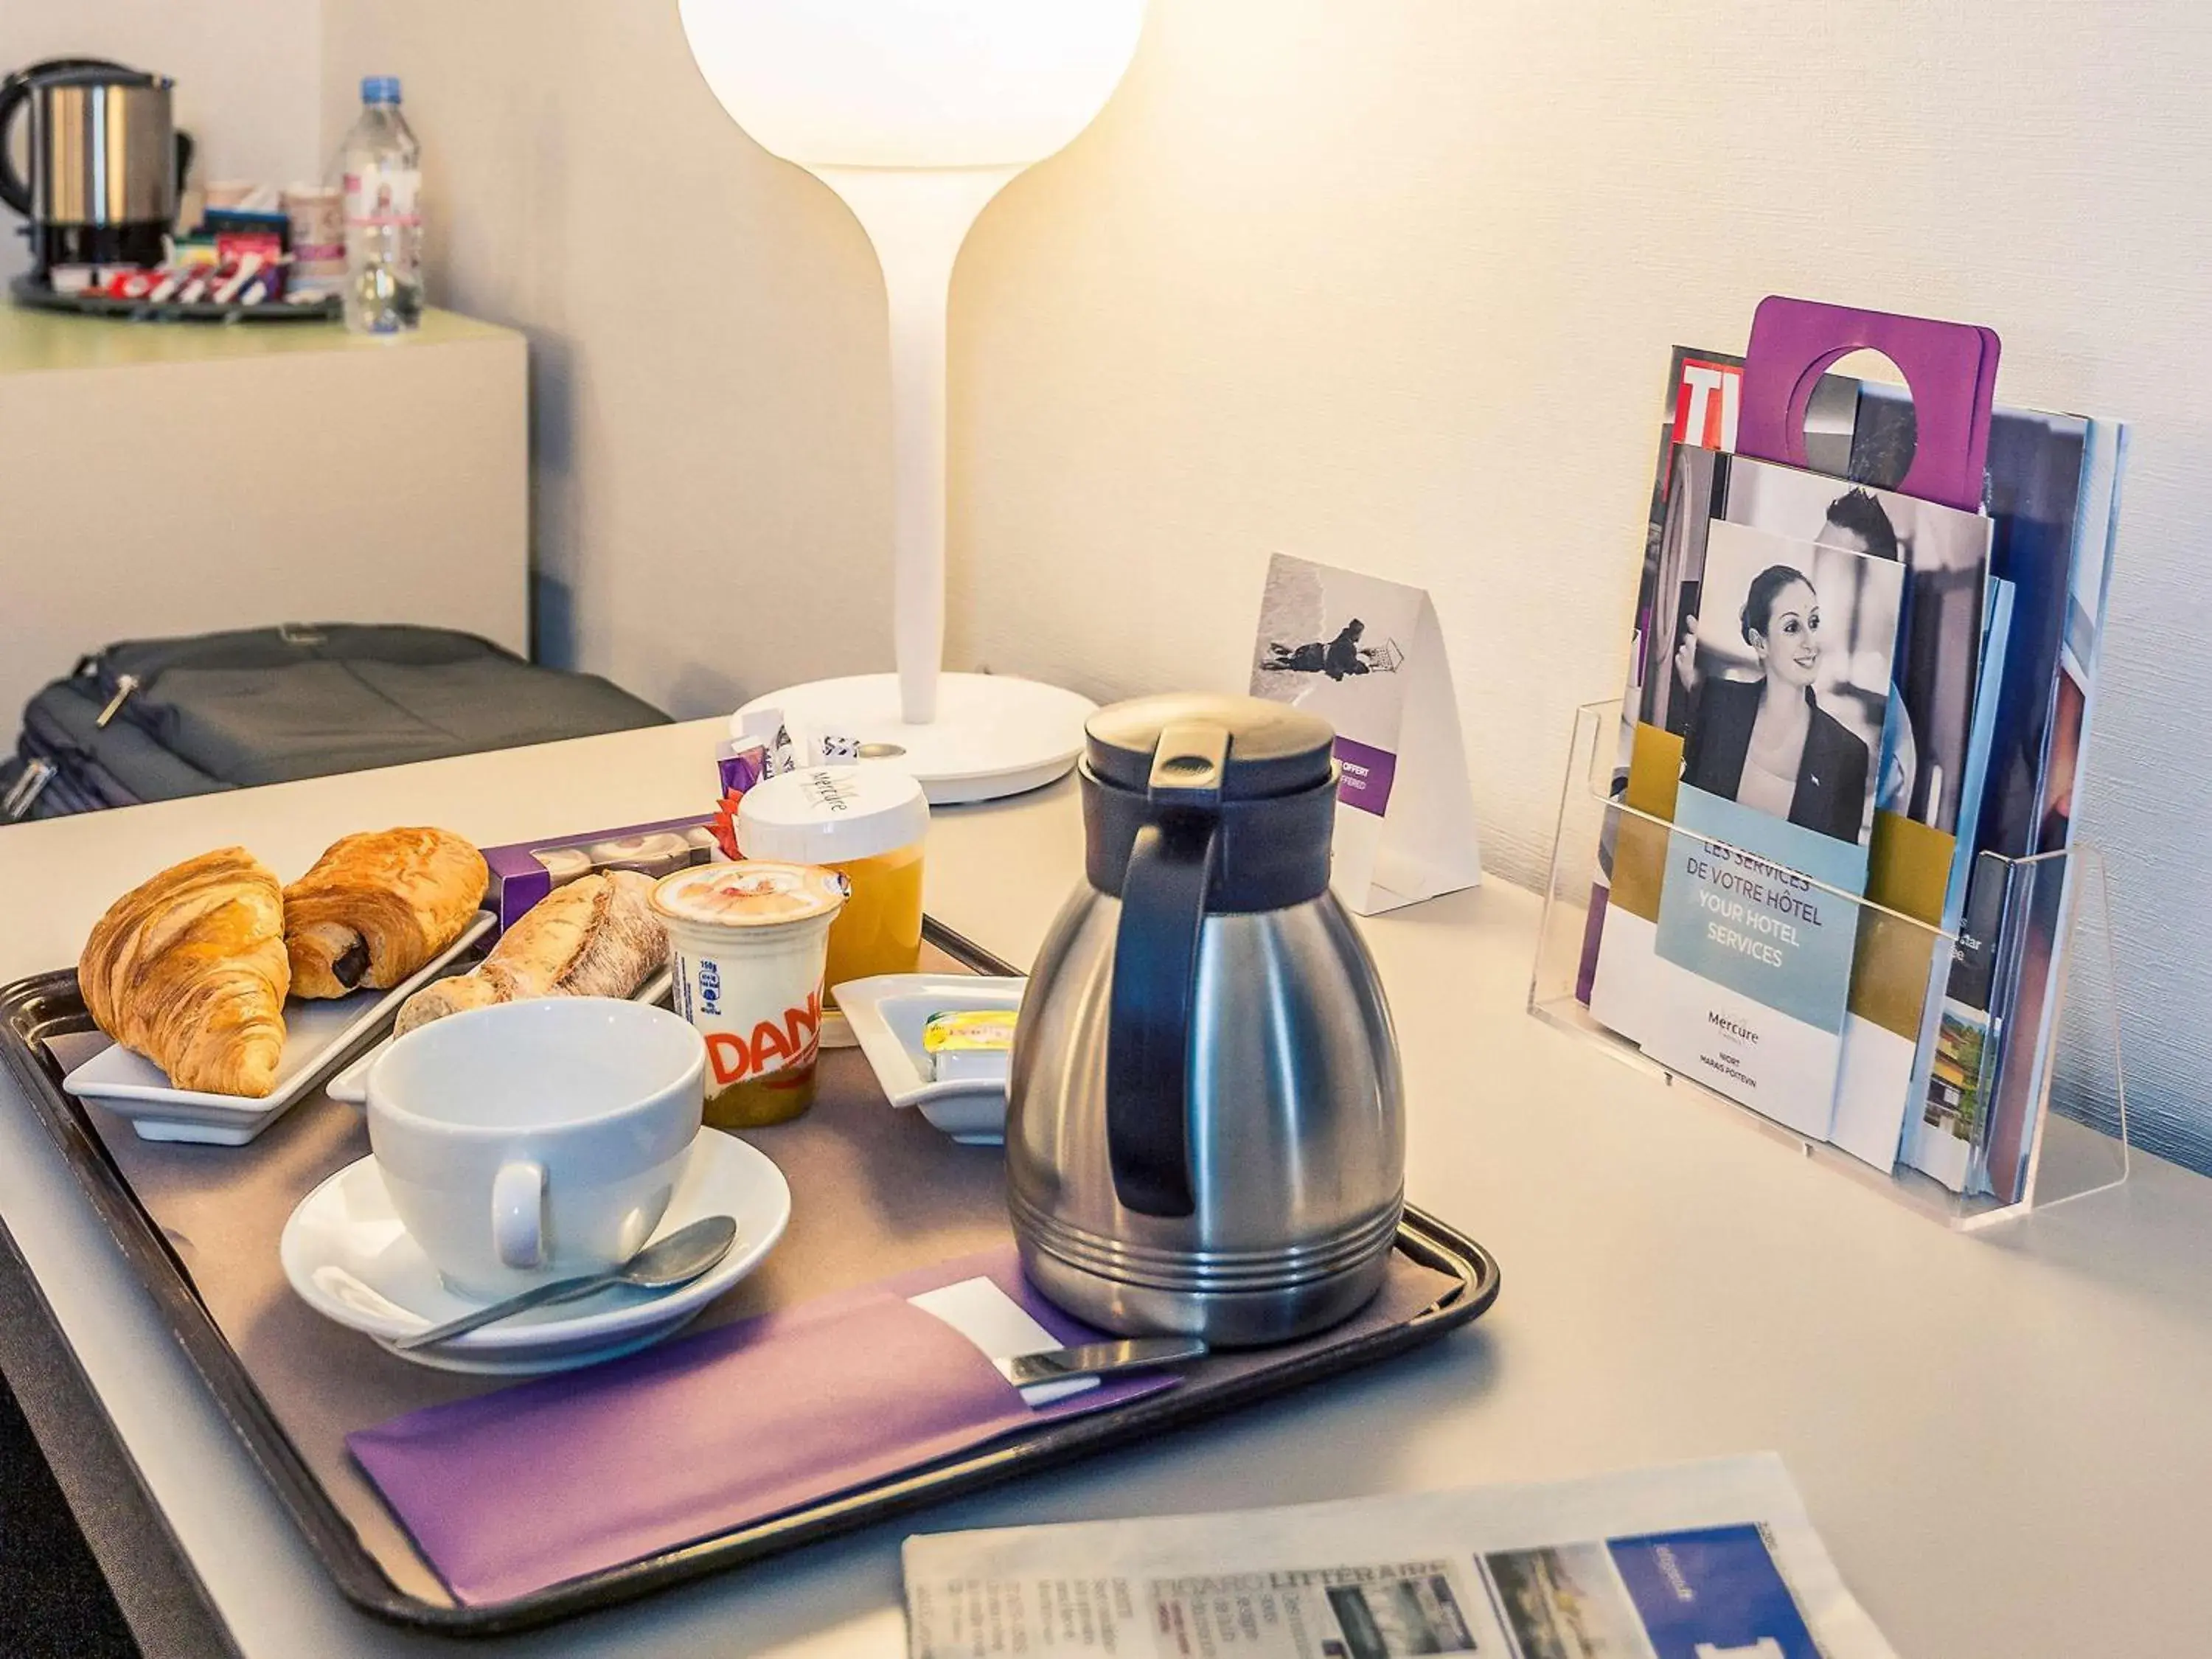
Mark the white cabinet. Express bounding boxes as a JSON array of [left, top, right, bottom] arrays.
[[0, 306, 528, 727]]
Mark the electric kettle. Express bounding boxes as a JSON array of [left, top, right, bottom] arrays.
[[1007, 693, 1405, 1346], [0, 59, 186, 277]]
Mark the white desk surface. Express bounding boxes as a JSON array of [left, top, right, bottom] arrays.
[[0, 719, 2207, 1658]]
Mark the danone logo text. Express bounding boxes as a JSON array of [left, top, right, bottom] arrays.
[[704, 990, 822, 1086]]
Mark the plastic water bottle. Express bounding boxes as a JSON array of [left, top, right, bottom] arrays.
[[339, 76, 423, 334]]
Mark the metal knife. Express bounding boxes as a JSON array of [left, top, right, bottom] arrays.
[[994, 1336, 1208, 1387]]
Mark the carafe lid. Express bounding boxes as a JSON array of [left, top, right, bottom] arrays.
[[1084, 694, 1334, 801]]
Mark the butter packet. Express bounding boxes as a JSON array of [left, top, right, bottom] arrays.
[[922, 1009, 1018, 1083]]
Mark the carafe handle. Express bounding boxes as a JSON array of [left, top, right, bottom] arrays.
[[1105, 720, 1228, 1218]]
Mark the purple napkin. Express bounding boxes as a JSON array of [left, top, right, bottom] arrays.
[[349, 1248, 1177, 1605]]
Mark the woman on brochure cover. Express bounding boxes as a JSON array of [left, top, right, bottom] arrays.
[[1676, 562, 1871, 844]]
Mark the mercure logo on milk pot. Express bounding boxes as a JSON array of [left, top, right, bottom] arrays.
[[703, 987, 823, 1088]]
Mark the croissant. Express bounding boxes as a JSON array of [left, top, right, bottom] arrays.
[[285, 827, 488, 999], [394, 872, 665, 1035], [79, 847, 291, 1098]]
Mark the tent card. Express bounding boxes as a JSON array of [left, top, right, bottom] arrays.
[[1248, 553, 1481, 914]]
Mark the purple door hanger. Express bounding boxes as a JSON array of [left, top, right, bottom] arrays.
[[1736, 296, 2000, 513]]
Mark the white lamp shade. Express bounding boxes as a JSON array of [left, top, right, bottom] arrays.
[[677, 0, 1147, 171], [679, 0, 1139, 794]]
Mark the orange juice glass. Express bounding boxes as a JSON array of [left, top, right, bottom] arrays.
[[737, 766, 930, 1026]]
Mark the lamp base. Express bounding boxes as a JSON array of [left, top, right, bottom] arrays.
[[731, 672, 1097, 804]]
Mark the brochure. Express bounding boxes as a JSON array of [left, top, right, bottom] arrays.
[[904, 1454, 1899, 1659], [1595, 520, 1905, 1133], [1715, 456, 1992, 1169]]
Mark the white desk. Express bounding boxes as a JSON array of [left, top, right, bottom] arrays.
[[0, 720, 2207, 1657]]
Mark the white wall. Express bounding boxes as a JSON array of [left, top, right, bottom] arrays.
[[320, 1, 896, 720], [2, 0, 323, 286], [316, 0, 2212, 1175]]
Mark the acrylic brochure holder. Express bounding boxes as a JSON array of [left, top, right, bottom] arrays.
[[1531, 700, 2128, 1230]]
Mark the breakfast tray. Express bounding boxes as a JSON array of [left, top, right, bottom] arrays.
[[0, 919, 1500, 1635]]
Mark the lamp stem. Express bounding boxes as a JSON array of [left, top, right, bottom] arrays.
[[821, 165, 1020, 728], [885, 254, 950, 728]]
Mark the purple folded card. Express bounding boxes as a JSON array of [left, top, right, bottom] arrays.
[[349, 1248, 1177, 1605]]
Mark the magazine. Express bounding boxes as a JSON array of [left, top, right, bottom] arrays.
[[1894, 578, 2017, 1185], [1585, 351, 1745, 1042], [1587, 350, 1854, 1029], [1950, 416, 2127, 1198], [903, 1455, 1899, 1659], [1857, 401, 2124, 1194]]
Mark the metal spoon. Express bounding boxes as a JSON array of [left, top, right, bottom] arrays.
[[390, 1215, 740, 1352]]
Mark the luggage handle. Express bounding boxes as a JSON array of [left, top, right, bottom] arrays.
[[94, 675, 139, 730], [3, 759, 56, 822], [1735, 296, 2000, 515]]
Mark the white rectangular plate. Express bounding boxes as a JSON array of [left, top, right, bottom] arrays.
[[834, 973, 1025, 1145], [63, 911, 497, 1145]]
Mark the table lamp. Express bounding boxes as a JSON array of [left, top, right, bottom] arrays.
[[678, 0, 1148, 802]]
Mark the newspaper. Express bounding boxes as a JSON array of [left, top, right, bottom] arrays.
[[903, 1455, 1896, 1659]]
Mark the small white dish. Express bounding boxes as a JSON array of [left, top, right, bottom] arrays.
[[835, 973, 1024, 1145], [324, 963, 674, 1105], [63, 911, 496, 1146], [279, 1127, 789, 1374]]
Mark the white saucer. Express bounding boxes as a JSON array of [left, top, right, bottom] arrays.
[[835, 973, 1023, 1144], [279, 1128, 789, 1374]]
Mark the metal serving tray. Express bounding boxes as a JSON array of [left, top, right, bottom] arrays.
[[10, 273, 341, 324], [0, 919, 1500, 1635]]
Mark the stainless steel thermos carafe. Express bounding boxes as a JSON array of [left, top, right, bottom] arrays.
[[1007, 694, 1406, 1346]]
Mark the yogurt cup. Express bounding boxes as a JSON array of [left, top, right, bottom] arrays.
[[652, 861, 849, 1128]]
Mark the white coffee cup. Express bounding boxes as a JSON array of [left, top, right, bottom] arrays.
[[366, 998, 706, 1300]]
